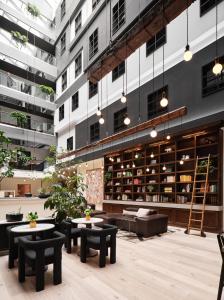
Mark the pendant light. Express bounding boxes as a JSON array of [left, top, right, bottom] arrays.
[[99, 115, 105, 125], [124, 115, 130, 125], [184, 0, 193, 62], [123, 39, 130, 124], [132, 162, 135, 168], [162, 164, 167, 171], [146, 167, 150, 172], [179, 159, 184, 165], [150, 127, 157, 138], [96, 107, 101, 116], [121, 92, 127, 104], [160, 1, 168, 108], [99, 70, 104, 124], [135, 153, 139, 159], [213, 0, 223, 75], [166, 134, 171, 140], [150, 152, 154, 158], [120, 60, 127, 103]]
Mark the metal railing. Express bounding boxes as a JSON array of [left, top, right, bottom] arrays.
[[0, 71, 55, 102], [0, 111, 54, 135]]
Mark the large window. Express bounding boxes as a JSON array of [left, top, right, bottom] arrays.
[[200, 0, 223, 16], [59, 104, 64, 121], [72, 91, 79, 111], [75, 52, 82, 78], [202, 57, 224, 97], [89, 28, 98, 59], [147, 86, 168, 119], [90, 122, 100, 143], [60, 32, 66, 56], [112, 61, 125, 82], [92, 0, 100, 10], [61, 70, 67, 91], [146, 27, 166, 57], [75, 11, 82, 35], [89, 81, 98, 98], [67, 136, 73, 151], [114, 107, 127, 133], [61, 0, 66, 20], [112, 0, 125, 35]]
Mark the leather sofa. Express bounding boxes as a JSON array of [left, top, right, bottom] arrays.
[[99, 207, 168, 238]]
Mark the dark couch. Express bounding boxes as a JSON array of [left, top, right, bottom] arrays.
[[99, 207, 168, 238]]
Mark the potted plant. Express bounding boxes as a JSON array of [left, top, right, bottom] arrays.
[[27, 212, 38, 228], [11, 31, 28, 47], [38, 188, 50, 199], [104, 172, 112, 183], [27, 3, 40, 17], [84, 208, 92, 221], [147, 185, 154, 192], [6, 207, 23, 222], [198, 159, 216, 174], [10, 111, 28, 128], [39, 85, 55, 96]]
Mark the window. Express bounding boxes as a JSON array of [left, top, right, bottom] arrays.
[[61, 70, 67, 91], [61, 0, 66, 21], [200, 0, 223, 16], [90, 122, 100, 143], [75, 52, 82, 78], [72, 91, 79, 111], [114, 107, 127, 133], [202, 56, 224, 97], [92, 0, 100, 10], [67, 136, 73, 151], [112, 61, 125, 81], [147, 86, 168, 119], [75, 11, 82, 35], [89, 28, 98, 59], [89, 81, 98, 98], [146, 27, 166, 56], [59, 104, 64, 121], [112, 0, 125, 35], [60, 32, 66, 55]]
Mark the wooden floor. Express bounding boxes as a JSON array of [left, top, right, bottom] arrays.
[[0, 228, 221, 300]]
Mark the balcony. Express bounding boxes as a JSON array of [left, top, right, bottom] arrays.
[[0, 71, 55, 106], [0, 111, 54, 135]]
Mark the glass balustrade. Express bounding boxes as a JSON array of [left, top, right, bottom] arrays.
[[0, 71, 55, 102], [0, 111, 54, 135]]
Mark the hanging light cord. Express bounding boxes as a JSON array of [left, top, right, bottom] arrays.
[[152, 51, 155, 93], [138, 0, 141, 123], [162, 0, 165, 90], [186, 0, 189, 46], [125, 37, 128, 96], [215, 0, 218, 58]]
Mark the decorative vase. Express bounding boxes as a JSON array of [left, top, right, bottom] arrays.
[[29, 221, 36, 228], [85, 215, 91, 221]]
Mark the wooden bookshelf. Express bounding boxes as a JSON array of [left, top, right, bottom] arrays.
[[103, 127, 222, 232]]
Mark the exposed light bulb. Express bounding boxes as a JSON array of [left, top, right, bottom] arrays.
[[123, 171, 126, 175], [150, 128, 157, 138], [121, 165, 124, 169], [179, 159, 184, 165], [160, 92, 168, 108], [146, 167, 150, 172], [124, 116, 130, 125], [99, 116, 105, 125], [121, 92, 127, 103], [166, 134, 171, 140], [111, 157, 114, 162], [184, 45, 193, 62], [150, 152, 154, 158], [132, 163, 135, 168], [135, 154, 139, 159], [96, 107, 101, 116], [213, 59, 223, 75], [162, 165, 167, 171]]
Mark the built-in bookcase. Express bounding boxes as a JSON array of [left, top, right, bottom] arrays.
[[104, 127, 221, 207]]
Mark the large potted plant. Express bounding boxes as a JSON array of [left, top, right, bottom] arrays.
[[10, 111, 28, 128], [27, 3, 40, 17], [6, 207, 23, 222], [11, 31, 28, 47], [39, 85, 55, 96]]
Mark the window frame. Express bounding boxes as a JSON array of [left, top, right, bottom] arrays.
[[147, 86, 168, 120], [92, 0, 101, 10], [60, 31, 66, 56], [75, 52, 82, 78], [59, 104, 64, 121], [75, 11, 82, 35], [89, 28, 98, 60], [61, 0, 66, 21], [67, 136, 73, 151], [61, 70, 67, 92], [146, 27, 166, 57], [90, 122, 100, 143], [200, 0, 223, 16], [112, 0, 126, 35], [112, 61, 125, 82], [89, 81, 98, 99], [72, 91, 79, 111], [114, 107, 127, 133]]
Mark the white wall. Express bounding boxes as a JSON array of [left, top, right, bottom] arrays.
[[56, 0, 224, 151]]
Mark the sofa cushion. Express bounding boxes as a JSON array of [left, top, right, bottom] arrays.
[[136, 208, 151, 217], [122, 209, 137, 217]]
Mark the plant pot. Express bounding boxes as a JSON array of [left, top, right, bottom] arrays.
[[38, 193, 49, 199], [29, 221, 36, 228], [6, 213, 23, 222], [85, 215, 91, 221]]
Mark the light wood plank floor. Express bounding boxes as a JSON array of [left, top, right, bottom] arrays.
[[0, 228, 222, 300]]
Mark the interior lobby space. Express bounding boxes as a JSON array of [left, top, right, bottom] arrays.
[[0, 0, 224, 299]]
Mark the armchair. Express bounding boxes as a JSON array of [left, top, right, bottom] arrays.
[[62, 220, 81, 253]]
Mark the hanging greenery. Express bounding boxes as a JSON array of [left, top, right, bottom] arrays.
[[11, 31, 28, 47], [10, 111, 28, 128], [39, 85, 55, 95], [27, 3, 40, 17], [45, 145, 57, 166]]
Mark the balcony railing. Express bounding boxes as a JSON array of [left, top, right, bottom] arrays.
[[0, 71, 55, 102], [0, 111, 54, 135]]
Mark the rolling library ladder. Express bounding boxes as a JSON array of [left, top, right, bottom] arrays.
[[185, 154, 210, 237]]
